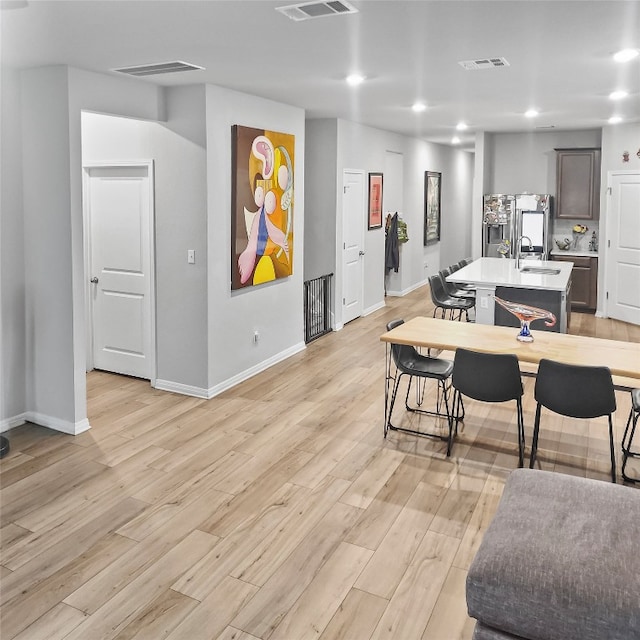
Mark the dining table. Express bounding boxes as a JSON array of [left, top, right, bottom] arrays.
[[380, 316, 640, 433]]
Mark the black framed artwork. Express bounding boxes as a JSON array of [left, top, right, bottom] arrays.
[[424, 171, 441, 245]]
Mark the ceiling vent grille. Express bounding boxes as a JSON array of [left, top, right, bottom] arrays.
[[112, 61, 204, 77], [276, 1, 357, 21], [458, 57, 510, 71]]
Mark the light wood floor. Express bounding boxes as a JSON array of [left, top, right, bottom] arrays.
[[2, 287, 639, 640]]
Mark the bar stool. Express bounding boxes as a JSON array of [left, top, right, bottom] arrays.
[[622, 389, 640, 483], [428, 275, 474, 321]]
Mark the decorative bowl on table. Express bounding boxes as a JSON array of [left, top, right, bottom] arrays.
[[494, 296, 557, 342]]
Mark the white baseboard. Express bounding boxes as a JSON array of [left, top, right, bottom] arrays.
[[155, 342, 307, 400], [207, 342, 306, 399], [386, 278, 428, 297], [1, 411, 91, 435], [154, 379, 210, 399], [363, 301, 386, 317], [0, 413, 28, 433]]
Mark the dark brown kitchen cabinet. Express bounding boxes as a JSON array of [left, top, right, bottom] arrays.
[[555, 148, 601, 220], [552, 255, 598, 311]]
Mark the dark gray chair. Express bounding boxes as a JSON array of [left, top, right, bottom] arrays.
[[385, 319, 456, 448], [428, 274, 474, 321], [530, 358, 617, 482], [450, 348, 525, 464], [621, 388, 640, 483], [439, 268, 475, 300]]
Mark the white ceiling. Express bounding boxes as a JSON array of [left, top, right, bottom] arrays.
[[2, 0, 639, 148]]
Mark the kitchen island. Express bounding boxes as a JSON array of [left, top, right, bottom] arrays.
[[448, 257, 573, 332]]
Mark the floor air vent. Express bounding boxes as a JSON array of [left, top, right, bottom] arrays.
[[112, 61, 204, 77], [458, 57, 510, 71], [276, 1, 357, 21]]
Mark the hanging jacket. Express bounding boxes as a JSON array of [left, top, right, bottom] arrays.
[[385, 212, 399, 273]]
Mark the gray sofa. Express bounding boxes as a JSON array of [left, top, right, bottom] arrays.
[[466, 469, 640, 640]]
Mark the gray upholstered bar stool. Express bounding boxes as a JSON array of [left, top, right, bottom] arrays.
[[621, 388, 640, 483]]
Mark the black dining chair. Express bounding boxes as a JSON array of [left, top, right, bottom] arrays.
[[428, 275, 474, 321], [450, 348, 525, 465], [529, 359, 617, 482], [621, 389, 640, 483], [385, 319, 456, 447]]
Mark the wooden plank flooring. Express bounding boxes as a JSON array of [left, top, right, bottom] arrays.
[[2, 286, 640, 640]]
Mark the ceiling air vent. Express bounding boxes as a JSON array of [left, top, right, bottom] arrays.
[[458, 57, 510, 71], [276, 0, 357, 21], [112, 61, 204, 77]]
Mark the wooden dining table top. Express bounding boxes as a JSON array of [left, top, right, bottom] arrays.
[[380, 316, 640, 381]]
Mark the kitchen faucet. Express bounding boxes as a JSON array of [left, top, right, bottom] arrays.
[[515, 235, 533, 269]]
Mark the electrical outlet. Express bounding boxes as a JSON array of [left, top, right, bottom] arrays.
[[481, 297, 489, 309]]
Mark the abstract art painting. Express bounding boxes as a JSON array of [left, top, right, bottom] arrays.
[[231, 125, 294, 290]]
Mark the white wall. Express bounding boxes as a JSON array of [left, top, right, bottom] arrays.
[[332, 120, 474, 319], [1, 67, 26, 428], [154, 86, 209, 392], [487, 129, 601, 195], [205, 85, 306, 394], [13, 65, 163, 433], [304, 119, 337, 282], [304, 118, 475, 327], [598, 121, 640, 315], [21, 66, 77, 429], [81, 86, 210, 393]]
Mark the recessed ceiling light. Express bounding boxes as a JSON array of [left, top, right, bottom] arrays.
[[451, 136, 461, 145], [346, 73, 365, 86], [456, 122, 468, 131], [613, 48, 639, 63], [524, 109, 538, 118], [412, 102, 427, 113], [608, 116, 623, 124], [609, 90, 628, 100]]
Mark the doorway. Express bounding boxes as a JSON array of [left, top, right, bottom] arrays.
[[83, 162, 156, 381], [341, 170, 365, 324], [604, 170, 640, 325]]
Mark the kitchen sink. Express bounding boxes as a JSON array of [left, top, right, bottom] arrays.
[[520, 267, 561, 275]]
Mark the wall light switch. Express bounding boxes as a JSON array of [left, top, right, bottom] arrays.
[[187, 249, 195, 264]]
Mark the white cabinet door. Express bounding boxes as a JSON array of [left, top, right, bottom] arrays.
[[342, 171, 365, 324], [86, 165, 154, 379], [606, 171, 640, 325]]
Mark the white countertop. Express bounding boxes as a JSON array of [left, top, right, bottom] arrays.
[[448, 257, 573, 292]]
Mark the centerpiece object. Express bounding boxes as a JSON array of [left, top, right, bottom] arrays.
[[494, 296, 557, 342]]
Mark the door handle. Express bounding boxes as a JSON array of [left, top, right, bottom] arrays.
[[90, 277, 99, 284], [359, 251, 366, 256]]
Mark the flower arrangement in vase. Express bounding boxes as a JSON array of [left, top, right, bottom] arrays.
[[572, 224, 588, 250]]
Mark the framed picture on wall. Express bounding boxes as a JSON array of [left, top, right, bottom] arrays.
[[231, 125, 295, 290], [367, 172, 383, 229], [424, 171, 441, 245]]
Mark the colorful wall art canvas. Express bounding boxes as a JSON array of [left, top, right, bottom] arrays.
[[231, 125, 295, 290]]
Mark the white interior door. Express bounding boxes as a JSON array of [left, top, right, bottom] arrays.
[[342, 170, 365, 324], [85, 164, 154, 379], [605, 171, 640, 325]]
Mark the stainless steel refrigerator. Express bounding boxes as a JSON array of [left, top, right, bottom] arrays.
[[482, 194, 515, 257], [482, 193, 552, 259]]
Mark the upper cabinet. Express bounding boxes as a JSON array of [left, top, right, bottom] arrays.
[[555, 148, 601, 220]]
